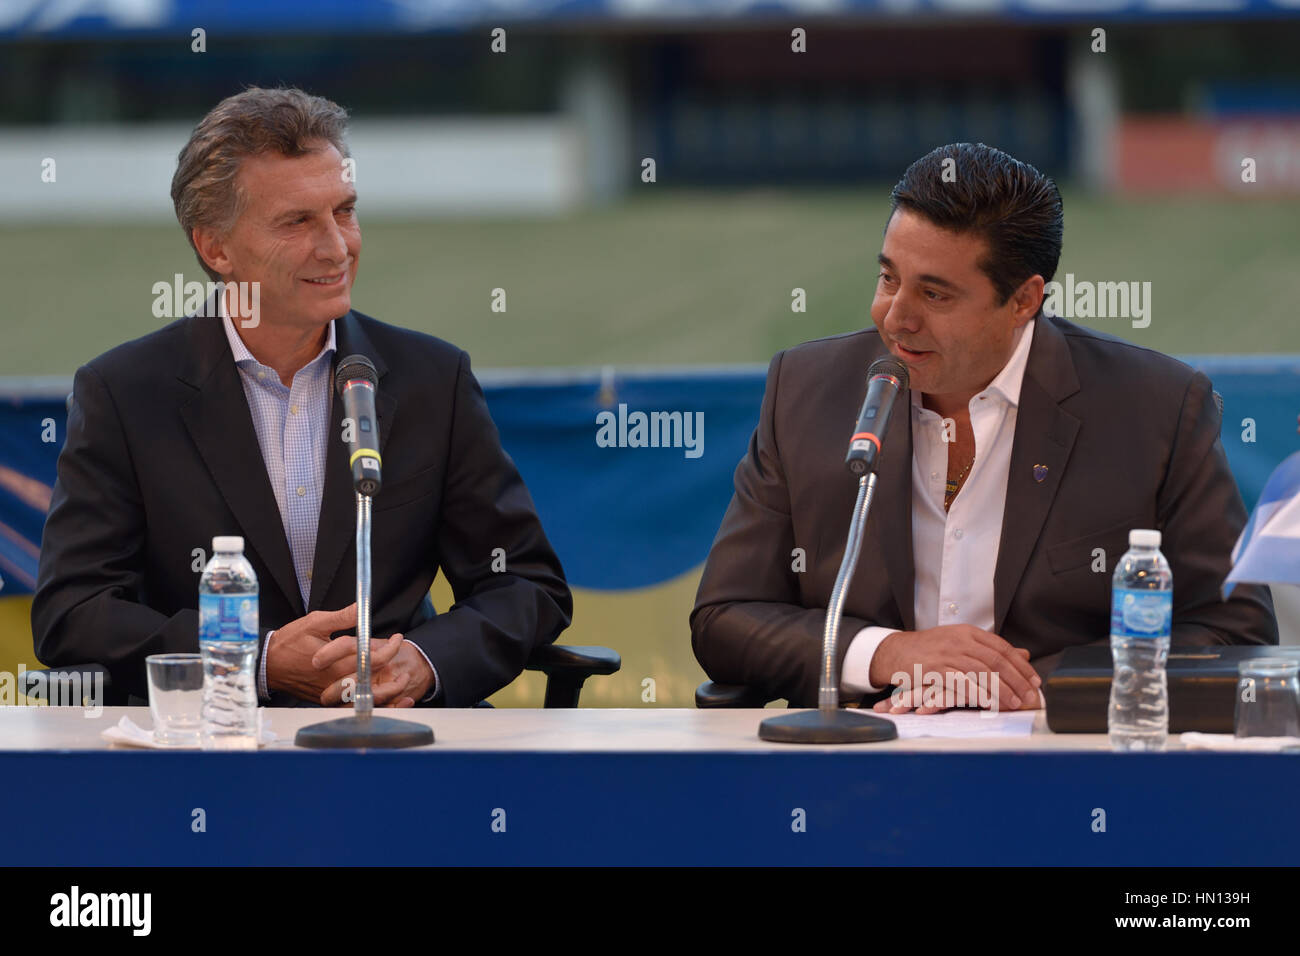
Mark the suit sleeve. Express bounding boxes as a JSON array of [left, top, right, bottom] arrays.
[[1158, 369, 1277, 646], [401, 351, 573, 707], [690, 351, 874, 706], [30, 365, 275, 700]]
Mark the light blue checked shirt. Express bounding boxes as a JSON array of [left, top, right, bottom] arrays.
[[219, 302, 437, 704]]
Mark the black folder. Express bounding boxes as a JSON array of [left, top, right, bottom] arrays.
[[1043, 644, 1300, 733]]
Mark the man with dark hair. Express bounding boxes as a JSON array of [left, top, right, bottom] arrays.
[[691, 142, 1276, 711], [33, 86, 572, 706]]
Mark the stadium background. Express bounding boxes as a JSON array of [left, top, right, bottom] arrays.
[[2, 0, 1299, 706]]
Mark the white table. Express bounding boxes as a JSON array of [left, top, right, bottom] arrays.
[[0, 705, 1118, 751]]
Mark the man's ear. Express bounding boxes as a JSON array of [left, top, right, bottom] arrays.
[[192, 225, 232, 279], [1011, 274, 1045, 326]]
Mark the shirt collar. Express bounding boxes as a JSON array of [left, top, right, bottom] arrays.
[[218, 289, 337, 374], [982, 315, 1036, 408], [909, 316, 1037, 411]]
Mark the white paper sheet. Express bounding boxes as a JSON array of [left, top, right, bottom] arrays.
[[102, 714, 277, 749], [1180, 732, 1300, 752], [877, 709, 1038, 738]]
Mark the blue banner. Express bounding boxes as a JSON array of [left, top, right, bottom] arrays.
[[2, 357, 1298, 597]]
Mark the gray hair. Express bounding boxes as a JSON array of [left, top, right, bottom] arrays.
[[170, 86, 351, 281]]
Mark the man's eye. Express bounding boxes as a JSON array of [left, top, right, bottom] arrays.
[[338, 206, 356, 216], [878, 271, 895, 284], [925, 290, 946, 301]]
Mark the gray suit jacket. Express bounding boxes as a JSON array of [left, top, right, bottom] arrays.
[[690, 314, 1277, 707]]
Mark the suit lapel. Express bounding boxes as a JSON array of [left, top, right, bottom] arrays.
[[876, 384, 916, 632], [992, 317, 1081, 633], [306, 312, 393, 611], [178, 314, 304, 616]]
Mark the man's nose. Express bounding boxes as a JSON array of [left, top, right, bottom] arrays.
[[315, 218, 350, 263], [879, 289, 923, 338]]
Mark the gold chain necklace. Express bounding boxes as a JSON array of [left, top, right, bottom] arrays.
[[944, 455, 975, 510]]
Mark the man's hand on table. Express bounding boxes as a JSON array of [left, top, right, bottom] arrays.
[[867, 624, 1043, 715], [264, 604, 423, 707], [313, 634, 433, 708]]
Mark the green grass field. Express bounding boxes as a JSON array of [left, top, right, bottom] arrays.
[[4, 187, 1300, 376]]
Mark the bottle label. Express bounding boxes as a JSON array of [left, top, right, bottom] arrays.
[[1110, 588, 1172, 638], [200, 594, 258, 643]]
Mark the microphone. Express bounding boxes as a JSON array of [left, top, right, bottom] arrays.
[[297, 350, 433, 748], [335, 354, 382, 496], [845, 357, 909, 476], [759, 355, 910, 742]]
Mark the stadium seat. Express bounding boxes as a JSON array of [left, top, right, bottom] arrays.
[[695, 681, 775, 708]]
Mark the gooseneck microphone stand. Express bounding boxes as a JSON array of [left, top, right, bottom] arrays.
[[758, 358, 908, 744], [296, 356, 435, 749]]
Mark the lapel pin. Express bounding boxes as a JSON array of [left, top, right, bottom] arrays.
[[1033, 463, 1049, 483]]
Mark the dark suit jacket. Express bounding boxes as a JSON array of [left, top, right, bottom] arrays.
[[691, 314, 1277, 707], [32, 308, 573, 706]]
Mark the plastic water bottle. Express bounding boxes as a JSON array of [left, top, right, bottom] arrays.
[[1108, 529, 1173, 751], [199, 536, 259, 750]]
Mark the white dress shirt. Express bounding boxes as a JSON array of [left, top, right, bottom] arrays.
[[842, 317, 1037, 694], [217, 297, 438, 703]]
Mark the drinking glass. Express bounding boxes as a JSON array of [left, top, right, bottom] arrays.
[[1234, 658, 1300, 739], [146, 653, 204, 746]]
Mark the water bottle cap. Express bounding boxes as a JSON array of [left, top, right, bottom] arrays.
[[212, 535, 244, 553], [1129, 529, 1161, 548]]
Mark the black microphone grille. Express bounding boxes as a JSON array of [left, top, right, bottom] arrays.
[[868, 356, 909, 392], [335, 353, 378, 393]]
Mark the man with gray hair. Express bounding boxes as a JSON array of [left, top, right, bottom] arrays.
[[33, 86, 572, 707]]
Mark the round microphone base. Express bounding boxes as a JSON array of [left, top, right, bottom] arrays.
[[294, 714, 434, 749], [758, 708, 898, 744]]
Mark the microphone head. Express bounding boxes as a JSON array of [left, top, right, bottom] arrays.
[[868, 356, 909, 392], [335, 353, 378, 394]]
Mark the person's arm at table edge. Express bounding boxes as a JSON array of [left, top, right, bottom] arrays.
[[1158, 369, 1276, 646], [32, 363, 205, 700], [400, 349, 571, 708], [691, 351, 901, 707]]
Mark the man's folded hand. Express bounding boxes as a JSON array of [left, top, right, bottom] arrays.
[[313, 632, 432, 707], [265, 604, 378, 705], [869, 623, 1043, 714]]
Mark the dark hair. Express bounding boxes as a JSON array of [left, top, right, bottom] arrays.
[[171, 86, 351, 282], [888, 143, 1063, 311]]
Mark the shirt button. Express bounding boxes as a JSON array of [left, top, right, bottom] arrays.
[[256, 371, 266, 381], [296, 486, 306, 497], [954, 529, 964, 539], [947, 602, 958, 615], [930, 472, 938, 481], [290, 405, 299, 415]]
